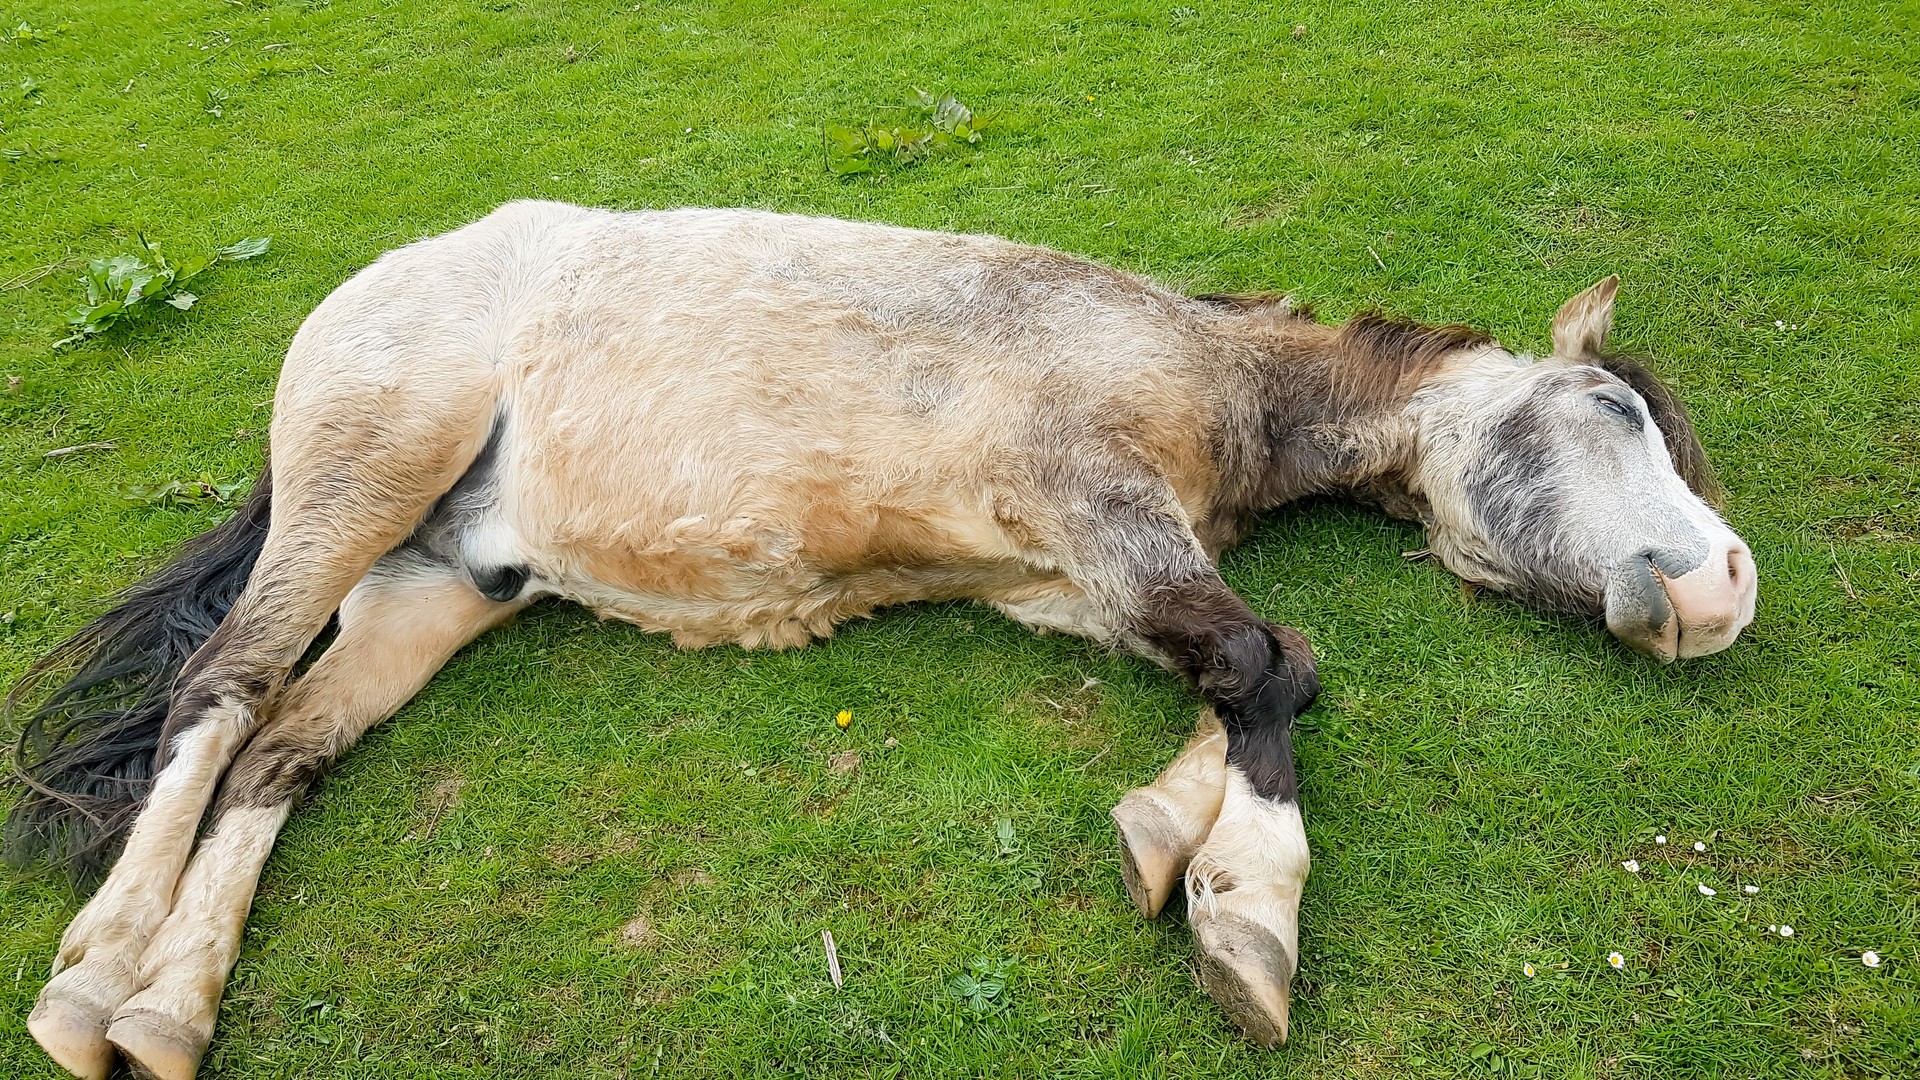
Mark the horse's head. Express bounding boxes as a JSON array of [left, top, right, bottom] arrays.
[[1405, 277, 1755, 661]]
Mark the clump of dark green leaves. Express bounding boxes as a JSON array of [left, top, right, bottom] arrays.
[[945, 956, 1012, 1014], [2, 142, 60, 163], [824, 88, 994, 176], [8, 21, 69, 45], [57, 236, 270, 348], [120, 477, 248, 507]]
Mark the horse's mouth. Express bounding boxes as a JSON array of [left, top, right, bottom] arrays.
[[1605, 540, 1757, 661]]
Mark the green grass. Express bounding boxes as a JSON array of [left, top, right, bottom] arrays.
[[3, 0, 1918, 1076]]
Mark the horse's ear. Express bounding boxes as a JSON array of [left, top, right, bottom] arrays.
[[1595, 353, 1726, 507], [1552, 275, 1619, 358]]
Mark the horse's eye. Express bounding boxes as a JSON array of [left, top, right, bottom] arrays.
[[1594, 393, 1638, 422]]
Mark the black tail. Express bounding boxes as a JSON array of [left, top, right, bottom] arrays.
[[4, 467, 272, 886]]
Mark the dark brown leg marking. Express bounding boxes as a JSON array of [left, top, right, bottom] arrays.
[[1133, 582, 1318, 802]]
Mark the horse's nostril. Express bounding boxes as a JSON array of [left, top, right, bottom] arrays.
[[1612, 539, 1755, 661], [1725, 541, 1754, 592]]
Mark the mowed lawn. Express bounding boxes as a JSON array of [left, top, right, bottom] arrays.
[[3, 0, 1917, 1076]]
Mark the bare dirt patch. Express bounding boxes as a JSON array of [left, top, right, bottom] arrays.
[[617, 913, 660, 949]]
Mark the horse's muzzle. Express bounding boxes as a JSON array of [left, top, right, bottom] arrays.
[[1604, 536, 1757, 662]]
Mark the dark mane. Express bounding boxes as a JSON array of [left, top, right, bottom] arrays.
[[1336, 312, 1495, 373], [1320, 312, 1496, 414], [1192, 292, 1317, 321], [1593, 353, 1724, 506]]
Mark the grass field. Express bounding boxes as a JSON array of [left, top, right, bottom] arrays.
[[3, 0, 1918, 1076]]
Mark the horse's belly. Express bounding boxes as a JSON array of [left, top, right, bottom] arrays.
[[551, 554, 1052, 650], [506, 491, 1053, 649]]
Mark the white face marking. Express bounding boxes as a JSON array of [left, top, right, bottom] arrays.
[[1406, 349, 1754, 657]]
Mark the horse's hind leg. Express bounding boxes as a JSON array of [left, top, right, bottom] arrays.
[[30, 369, 496, 1080], [104, 554, 522, 1080]]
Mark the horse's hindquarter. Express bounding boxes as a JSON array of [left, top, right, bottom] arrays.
[[479, 207, 1219, 648]]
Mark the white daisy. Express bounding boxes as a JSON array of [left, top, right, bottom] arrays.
[[1523, 962, 1536, 978], [1693, 841, 1706, 852], [1698, 884, 1717, 897], [1778, 925, 1794, 938], [1607, 952, 1626, 969], [1863, 951, 1882, 968], [1743, 885, 1759, 895], [1622, 860, 1641, 873], [1655, 835, 1667, 845]]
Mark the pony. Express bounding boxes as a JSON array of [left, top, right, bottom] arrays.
[[7, 202, 1756, 1079]]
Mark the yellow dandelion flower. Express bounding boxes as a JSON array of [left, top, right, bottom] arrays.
[[835, 709, 852, 729]]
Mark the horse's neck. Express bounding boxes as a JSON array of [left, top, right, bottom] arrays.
[[1205, 314, 1464, 523]]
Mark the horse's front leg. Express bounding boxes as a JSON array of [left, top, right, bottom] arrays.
[[1127, 586, 1316, 1046], [1110, 708, 1227, 918], [1023, 478, 1319, 1045]]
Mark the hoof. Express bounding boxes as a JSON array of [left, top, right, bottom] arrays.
[[28, 995, 117, 1080], [28, 995, 118, 1080], [29, 962, 142, 1080], [1111, 713, 1228, 918], [1112, 795, 1199, 918], [107, 1009, 210, 1080], [1190, 907, 1294, 1046]]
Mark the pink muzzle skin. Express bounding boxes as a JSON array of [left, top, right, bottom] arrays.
[[1605, 537, 1758, 662]]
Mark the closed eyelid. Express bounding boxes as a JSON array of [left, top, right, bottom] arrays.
[[1592, 388, 1643, 424]]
